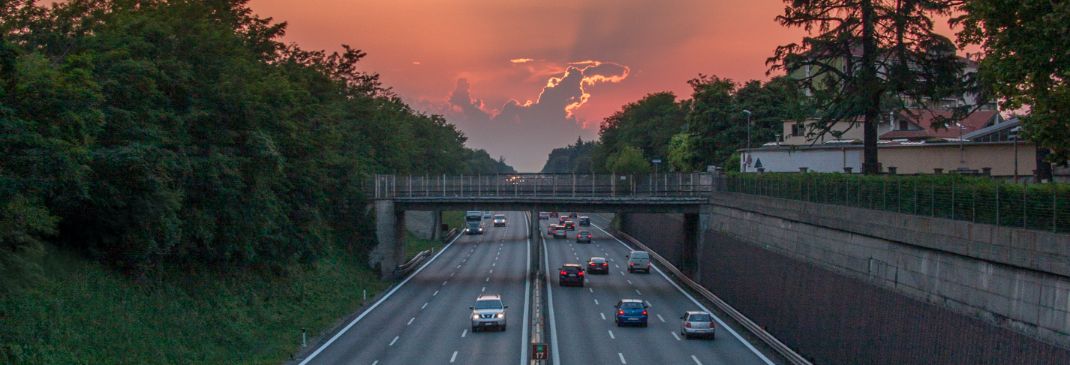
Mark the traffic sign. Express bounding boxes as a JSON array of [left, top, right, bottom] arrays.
[[532, 343, 548, 360]]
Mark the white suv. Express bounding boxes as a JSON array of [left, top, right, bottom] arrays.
[[470, 294, 507, 332]]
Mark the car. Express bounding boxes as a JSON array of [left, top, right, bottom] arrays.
[[568, 212, 578, 218], [558, 264, 585, 286], [614, 299, 649, 327], [547, 224, 562, 236], [587, 257, 608, 274], [483, 212, 493, 219], [627, 250, 651, 273], [680, 311, 716, 339], [493, 214, 507, 227], [563, 221, 576, 231], [538, 212, 550, 220], [465, 221, 484, 235], [576, 231, 592, 243], [578, 216, 590, 226], [469, 294, 508, 332], [551, 227, 568, 239], [558, 216, 568, 224]]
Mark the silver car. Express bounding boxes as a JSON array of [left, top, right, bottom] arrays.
[[470, 294, 507, 332], [680, 311, 716, 339]]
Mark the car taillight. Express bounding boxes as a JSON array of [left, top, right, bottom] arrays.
[[642, 310, 647, 316], [685, 322, 691, 328], [618, 310, 624, 315], [589, 263, 595, 267], [602, 263, 608, 267], [629, 262, 634, 266], [578, 271, 584, 276], [560, 270, 567, 276]]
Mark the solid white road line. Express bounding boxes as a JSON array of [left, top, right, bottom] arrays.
[[592, 223, 775, 365], [407, 317, 415, 326], [298, 231, 464, 365], [389, 336, 399, 346], [520, 212, 532, 365], [608, 330, 615, 339], [672, 331, 681, 341], [692, 355, 703, 365], [657, 314, 666, 322], [450, 350, 458, 363], [461, 329, 467, 338], [543, 235, 561, 365], [618, 352, 627, 364]]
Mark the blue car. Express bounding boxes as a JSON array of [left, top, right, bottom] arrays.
[[614, 299, 649, 327]]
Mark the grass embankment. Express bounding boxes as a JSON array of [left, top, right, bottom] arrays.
[[404, 232, 442, 262], [0, 246, 388, 364], [442, 210, 465, 231]]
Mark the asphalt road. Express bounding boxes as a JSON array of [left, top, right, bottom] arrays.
[[542, 215, 774, 365], [301, 211, 530, 365]]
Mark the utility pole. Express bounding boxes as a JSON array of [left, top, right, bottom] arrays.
[[742, 110, 753, 150]]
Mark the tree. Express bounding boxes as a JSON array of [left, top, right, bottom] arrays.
[[770, 0, 971, 174], [595, 92, 685, 172], [607, 145, 651, 174], [667, 133, 700, 172], [955, 0, 1070, 163]]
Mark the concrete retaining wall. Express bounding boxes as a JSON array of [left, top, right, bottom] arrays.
[[404, 210, 435, 239]]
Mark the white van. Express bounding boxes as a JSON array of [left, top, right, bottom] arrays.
[[626, 250, 651, 273]]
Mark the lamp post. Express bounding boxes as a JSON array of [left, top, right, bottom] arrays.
[[652, 159, 662, 195], [742, 110, 753, 150]]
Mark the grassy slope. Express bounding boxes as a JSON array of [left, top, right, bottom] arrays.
[[0, 246, 388, 364], [404, 231, 442, 262]]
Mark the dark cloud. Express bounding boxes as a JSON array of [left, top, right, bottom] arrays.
[[441, 61, 629, 172]]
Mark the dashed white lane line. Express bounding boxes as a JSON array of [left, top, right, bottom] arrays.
[[421, 302, 428, 310], [620, 272, 625, 276], [618, 352, 627, 364], [461, 329, 467, 338], [588, 287, 594, 293], [489, 269, 493, 274], [450, 350, 459, 363], [657, 314, 666, 322], [671, 331, 681, 341], [442, 280, 448, 286], [407, 317, 415, 326], [481, 286, 486, 292], [492, 262, 496, 266], [608, 330, 615, 340], [433, 290, 439, 296], [457, 264, 461, 269], [389, 335, 399, 346], [601, 313, 607, 320], [485, 277, 491, 282], [635, 289, 642, 296], [627, 280, 633, 285], [615, 264, 621, 268], [372, 360, 379, 365], [594, 298, 599, 305], [450, 272, 456, 278], [691, 355, 703, 365]]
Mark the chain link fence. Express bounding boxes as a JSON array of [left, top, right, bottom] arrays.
[[720, 173, 1070, 233]]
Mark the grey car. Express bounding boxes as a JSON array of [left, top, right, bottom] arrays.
[[680, 311, 716, 339], [470, 294, 507, 332]]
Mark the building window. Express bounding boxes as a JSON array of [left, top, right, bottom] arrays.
[[792, 123, 804, 137], [898, 120, 909, 131]]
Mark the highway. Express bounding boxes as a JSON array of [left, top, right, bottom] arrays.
[[542, 215, 773, 365], [301, 211, 531, 365]]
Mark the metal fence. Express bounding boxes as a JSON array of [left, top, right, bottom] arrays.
[[720, 174, 1070, 233], [369, 173, 714, 199]]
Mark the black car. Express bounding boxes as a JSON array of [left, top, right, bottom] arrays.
[[578, 216, 590, 226], [563, 221, 576, 231], [576, 231, 592, 243], [587, 257, 609, 274], [559, 264, 585, 286]]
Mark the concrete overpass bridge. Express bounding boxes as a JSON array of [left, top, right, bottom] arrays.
[[368, 173, 715, 278]]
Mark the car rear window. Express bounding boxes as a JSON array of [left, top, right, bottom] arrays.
[[620, 302, 643, 309], [562, 266, 581, 272], [689, 313, 711, 322], [475, 300, 502, 310], [590, 258, 605, 263], [631, 251, 649, 259]]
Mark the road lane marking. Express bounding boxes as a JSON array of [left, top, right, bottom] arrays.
[[461, 329, 467, 338], [620, 272, 625, 276], [450, 272, 455, 278], [389, 335, 399, 346], [618, 352, 627, 364], [489, 269, 493, 274], [691, 355, 703, 365], [443, 280, 448, 286], [615, 264, 620, 268], [542, 235, 561, 365], [594, 298, 599, 305], [298, 230, 463, 364], [457, 264, 461, 269], [672, 331, 681, 341], [601, 313, 606, 320], [636, 289, 642, 296], [421, 302, 428, 310], [520, 212, 532, 365], [493, 262, 496, 266], [608, 330, 615, 339], [433, 290, 439, 296], [407, 317, 415, 326], [485, 277, 490, 282], [592, 223, 775, 365], [372, 361, 378, 365], [481, 286, 486, 292], [450, 350, 458, 363], [589, 288, 594, 293], [627, 280, 633, 285], [657, 314, 665, 322]]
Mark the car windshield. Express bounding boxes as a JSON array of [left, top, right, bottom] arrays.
[[475, 300, 502, 310], [689, 313, 711, 322], [620, 302, 643, 309], [631, 252, 649, 259], [494, 215, 505, 219]]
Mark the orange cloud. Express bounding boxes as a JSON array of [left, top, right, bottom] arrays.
[[510, 58, 535, 64]]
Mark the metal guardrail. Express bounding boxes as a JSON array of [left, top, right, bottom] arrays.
[[369, 173, 714, 200], [612, 229, 812, 365], [395, 249, 431, 277]]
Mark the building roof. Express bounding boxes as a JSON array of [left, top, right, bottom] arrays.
[[880, 109, 998, 140], [962, 117, 1019, 140]]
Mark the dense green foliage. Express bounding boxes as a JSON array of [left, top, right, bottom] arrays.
[[955, 0, 1070, 163], [1, 244, 388, 364], [725, 173, 1070, 232], [588, 76, 805, 173], [0, 0, 510, 277], [540, 137, 597, 173], [770, 0, 971, 174]]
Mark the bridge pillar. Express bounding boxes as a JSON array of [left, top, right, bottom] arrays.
[[684, 208, 712, 282], [431, 209, 442, 241], [371, 200, 406, 279]]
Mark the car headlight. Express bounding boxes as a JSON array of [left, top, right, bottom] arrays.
[[472, 314, 480, 320], [496, 313, 505, 318]]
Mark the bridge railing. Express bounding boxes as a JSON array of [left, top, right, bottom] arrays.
[[368, 173, 714, 199]]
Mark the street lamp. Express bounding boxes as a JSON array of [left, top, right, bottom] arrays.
[[651, 159, 662, 195], [742, 109, 753, 150]]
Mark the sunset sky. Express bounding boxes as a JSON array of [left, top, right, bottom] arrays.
[[249, 0, 959, 172]]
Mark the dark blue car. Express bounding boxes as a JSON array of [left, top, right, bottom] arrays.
[[614, 299, 649, 327]]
